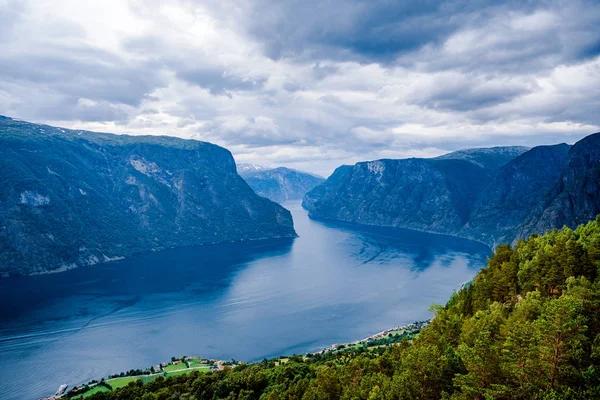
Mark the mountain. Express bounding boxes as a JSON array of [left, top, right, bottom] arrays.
[[435, 145, 530, 169], [236, 163, 272, 175], [463, 144, 571, 247], [303, 139, 600, 247], [238, 166, 324, 203], [303, 147, 526, 238], [303, 158, 491, 235], [0, 117, 296, 276], [520, 133, 600, 238]]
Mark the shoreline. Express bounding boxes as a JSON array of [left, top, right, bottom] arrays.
[[48, 319, 429, 400], [8, 234, 298, 279]]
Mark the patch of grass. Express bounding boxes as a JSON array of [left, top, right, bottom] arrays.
[[140, 375, 158, 384], [72, 385, 110, 399], [163, 363, 187, 372], [189, 359, 209, 368], [165, 366, 211, 378], [107, 377, 139, 389]]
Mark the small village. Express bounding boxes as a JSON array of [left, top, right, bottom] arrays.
[[41, 321, 429, 400], [40, 357, 242, 399], [320, 320, 430, 355]]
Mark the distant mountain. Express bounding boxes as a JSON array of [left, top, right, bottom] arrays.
[[435, 146, 529, 169], [239, 166, 324, 203], [0, 116, 296, 276], [303, 138, 600, 248], [236, 163, 272, 175]]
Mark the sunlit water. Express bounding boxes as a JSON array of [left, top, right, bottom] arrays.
[[0, 202, 490, 399]]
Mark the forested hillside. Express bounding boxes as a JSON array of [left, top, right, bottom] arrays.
[[80, 216, 600, 399]]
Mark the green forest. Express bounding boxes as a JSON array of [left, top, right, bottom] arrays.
[[82, 216, 600, 400]]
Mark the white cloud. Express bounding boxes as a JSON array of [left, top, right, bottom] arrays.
[[0, 0, 599, 176]]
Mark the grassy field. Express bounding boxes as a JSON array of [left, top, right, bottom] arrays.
[[165, 366, 211, 378], [163, 362, 186, 372], [73, 377, 145, 398], [72, 385, 110, 399], [189, 359, 210, 368], [107, 377, 139, 389], [139, 375, 158, 384]]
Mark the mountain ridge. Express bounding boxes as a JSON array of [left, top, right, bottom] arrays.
[[0, 116, 297, 275], [303, 138, 599, 248]]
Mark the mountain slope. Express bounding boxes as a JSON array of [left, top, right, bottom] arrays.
[[304, 137, 600, 247], [435, 145, 530, 170], [303, 158, 492, 235], [239, 166, 324, 203], [521, 132, 600, 238], [463, 143, 571, 247], [0, 117, 296, 275]]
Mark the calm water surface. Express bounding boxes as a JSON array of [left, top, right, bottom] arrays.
[[0, 202, 490, 399]]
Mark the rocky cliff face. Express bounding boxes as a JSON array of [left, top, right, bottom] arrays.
[[0, 117, 296, 275], [239, 166, 324, 204], [304, 140, 600, 248]]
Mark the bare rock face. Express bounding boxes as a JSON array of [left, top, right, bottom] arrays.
[[304, 139, 600, 248], [0, 116, 296, 275]]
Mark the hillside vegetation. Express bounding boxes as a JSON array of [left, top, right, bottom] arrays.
[[80, 216, 600, 399]]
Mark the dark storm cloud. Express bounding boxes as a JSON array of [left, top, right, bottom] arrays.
[[239, 0, 600, 76], [243, 0, 532, 61]]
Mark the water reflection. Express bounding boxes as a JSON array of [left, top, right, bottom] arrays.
[[0, 202, 490, 400]]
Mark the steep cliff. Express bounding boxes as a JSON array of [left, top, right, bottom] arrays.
[[0, 117, 296, 275]]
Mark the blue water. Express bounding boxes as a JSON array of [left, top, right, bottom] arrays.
[[0, 202, 490, 399]]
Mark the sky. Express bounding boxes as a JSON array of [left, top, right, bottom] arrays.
[[1, 0, 600, 176]]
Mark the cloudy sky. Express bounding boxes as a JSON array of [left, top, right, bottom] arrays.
[[1, 0, 599, 176]]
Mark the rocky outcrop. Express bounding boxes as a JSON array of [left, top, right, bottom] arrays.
[[0, 116, 296, 275]]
